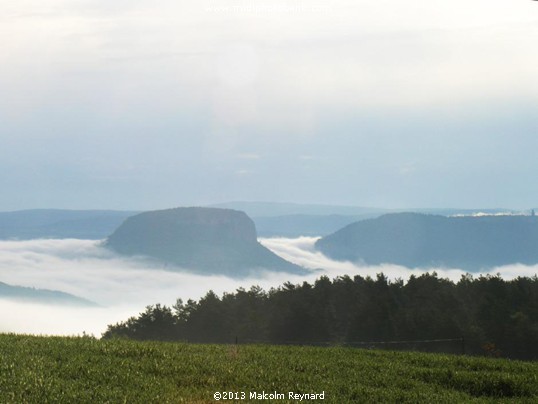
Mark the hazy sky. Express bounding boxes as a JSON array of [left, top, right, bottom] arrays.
[[2, 0, 537, 211]]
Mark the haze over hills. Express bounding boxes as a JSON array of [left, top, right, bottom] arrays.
[[253, 214, 370, 237], [105, 207, 306, 277], [208, 201, 387, 217], [316, 212, 538, 271], [0, 204, 380, 240], [210, 202, 521, 237], [0, 204, 526, 240], [0, 281, 97, 307], [0, 210, 138, 240]]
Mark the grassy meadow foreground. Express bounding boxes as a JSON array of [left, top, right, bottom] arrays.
[[1, 334, 538, 403]]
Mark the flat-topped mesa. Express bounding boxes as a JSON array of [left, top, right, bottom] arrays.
[[105, 207, 304, 277]]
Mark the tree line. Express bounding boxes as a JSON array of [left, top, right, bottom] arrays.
[[103, 273, 538, 360]]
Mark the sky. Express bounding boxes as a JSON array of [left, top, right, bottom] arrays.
[[1, 0, 538, 211], [1, 236, 536, 336]]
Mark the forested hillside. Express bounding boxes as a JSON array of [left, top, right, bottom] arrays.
[[104, 273, 538, 360], [105, 207, 304, 276], [316, 213, 538, 270]]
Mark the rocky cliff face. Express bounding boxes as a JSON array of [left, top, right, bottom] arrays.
[[105, 207, 304, 277]]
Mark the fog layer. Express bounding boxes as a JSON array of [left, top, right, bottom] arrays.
[[0, 238, 536, 336]]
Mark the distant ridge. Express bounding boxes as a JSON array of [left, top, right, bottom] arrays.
[[0, 205, 522, 240], [0, 281, 98, 306], [208, 201, 516, 218], [208, 201, 386, 217], [316, 212, 538, 271], [105, 207, 306, 277], [0, 209, 138, 240], [209, 202, 519, 237], [254, 214, 371, 237]]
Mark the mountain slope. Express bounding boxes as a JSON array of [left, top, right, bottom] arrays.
[[315, 213, 538, 270], [105, 207, 305, 277], [0, 281, 97, 306]]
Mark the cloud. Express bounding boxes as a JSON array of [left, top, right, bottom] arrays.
[[0, 237, 537, 336], [0, 238, 319, 336], [450, 212, 527, 218], [0, 239, 294, 307], [259, 236, 538, 282], [2, 1, 538, 211], [0, 300, 135, 337], [237, 153, 261, 160]]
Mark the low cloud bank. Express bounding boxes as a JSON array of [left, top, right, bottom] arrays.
[[260, 236, 538, 282], [0, 237, 536, 336], [0, 238, 319, 336]]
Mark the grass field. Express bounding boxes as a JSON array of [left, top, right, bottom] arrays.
[[1, 334, 537, 403]]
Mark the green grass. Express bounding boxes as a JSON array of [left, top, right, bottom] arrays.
[[1, 334, 537, 403]]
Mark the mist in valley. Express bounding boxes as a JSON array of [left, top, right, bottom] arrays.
[[1, 237, 536, 337]]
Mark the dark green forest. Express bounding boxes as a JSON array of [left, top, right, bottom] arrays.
[[103, 273, 538, 360]]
